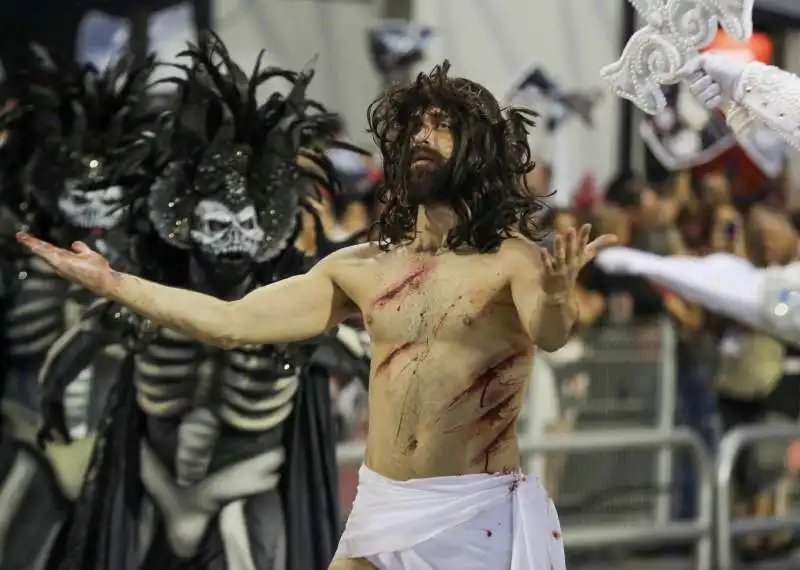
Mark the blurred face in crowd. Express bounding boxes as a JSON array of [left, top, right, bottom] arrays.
[[700, 171, 730, 207], [635, 186, 661, 228], [594, 205, 630, 246], [749, 206, 798, 265], [525, 164, 550, 196], [407, 107, 453, 205], [554, 210, 577, 233]]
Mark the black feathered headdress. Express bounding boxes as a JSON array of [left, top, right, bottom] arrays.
[[19, 45, 158, 215], [146, 30, 364, 261]]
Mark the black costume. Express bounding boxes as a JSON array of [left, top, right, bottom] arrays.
[[0, 47, 157, 570], [37, 33, 369, 570]]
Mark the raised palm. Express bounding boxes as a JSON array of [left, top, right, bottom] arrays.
[[540, 224, 617, 299], [16, 232, 117, 296]]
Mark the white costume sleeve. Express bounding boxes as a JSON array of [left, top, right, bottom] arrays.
[[727, 62, 800, 151], [595, 247, 800, 346]]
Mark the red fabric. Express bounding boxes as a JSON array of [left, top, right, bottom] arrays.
[[367, 167, 383, 185], [571, 174, 598, 210], [702, 30, 773, 64]]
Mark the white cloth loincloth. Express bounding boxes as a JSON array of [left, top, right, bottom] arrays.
[[334, 464, 565, 570]]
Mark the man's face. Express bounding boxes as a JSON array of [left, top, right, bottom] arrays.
[[406, 107, 453, 205]]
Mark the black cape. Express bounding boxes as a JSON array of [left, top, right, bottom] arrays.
[[47, 352, 341, 570]]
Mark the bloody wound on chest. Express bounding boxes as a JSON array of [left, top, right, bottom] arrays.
[[372, 263, 432, 309], [374, 341, 417, 376]]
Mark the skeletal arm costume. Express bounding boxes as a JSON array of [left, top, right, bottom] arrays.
[[40, 33, 370, 570]]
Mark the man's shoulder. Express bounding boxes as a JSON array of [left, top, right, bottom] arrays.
[[497, 236, 544, 263], [315, 242, 381, 271]]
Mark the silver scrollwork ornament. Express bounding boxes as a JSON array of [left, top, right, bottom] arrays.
[[601, 0, 754, 115]]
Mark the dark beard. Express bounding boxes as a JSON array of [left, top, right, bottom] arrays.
[[406, 149, 450, 206]]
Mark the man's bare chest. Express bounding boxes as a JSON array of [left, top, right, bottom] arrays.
[[347, 253, 508, 344]]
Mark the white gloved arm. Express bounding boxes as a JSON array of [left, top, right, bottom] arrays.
[[682, 53, 800, 151], [597, 247, 800, 347], [595, 247, 764, 328], [730, 62, 800, 150]]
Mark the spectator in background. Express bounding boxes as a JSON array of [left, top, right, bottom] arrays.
[[580, 202, 663, 325], [323, 117, 377, 238], [660, 171, 719, 521]]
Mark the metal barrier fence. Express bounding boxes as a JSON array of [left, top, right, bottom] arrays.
[[519, 318, 678, 526], [716, 423, 800, 570], [336, 428, 713, 570]]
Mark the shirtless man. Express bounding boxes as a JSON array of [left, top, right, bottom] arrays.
[[17, 60, 614, 569]]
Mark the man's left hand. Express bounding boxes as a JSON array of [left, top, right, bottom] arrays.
[[541, 224, 617, 301]]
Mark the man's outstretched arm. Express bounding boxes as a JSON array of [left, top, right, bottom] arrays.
[[17, 233, 356, 348]]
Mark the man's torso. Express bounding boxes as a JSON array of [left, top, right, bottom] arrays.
[[329, 242, 535, 480]]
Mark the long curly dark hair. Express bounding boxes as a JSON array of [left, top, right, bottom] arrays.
[[368, 60, 548, 252]]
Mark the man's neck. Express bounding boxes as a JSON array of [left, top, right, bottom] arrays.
[[411, 204, 456, 251]]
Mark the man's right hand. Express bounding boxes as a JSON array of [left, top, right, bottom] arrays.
[[16, 233, 117, 297]]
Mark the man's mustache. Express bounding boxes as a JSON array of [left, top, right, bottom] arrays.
[[410, 147, 444, 164]]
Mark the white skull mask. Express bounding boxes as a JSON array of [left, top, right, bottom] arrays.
[[58, 180, 126, 229], [190, 200, 265, 259]]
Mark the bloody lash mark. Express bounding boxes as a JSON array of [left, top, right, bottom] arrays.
[[372, 265, 430, 309], [475, 417, 517, 471], [375, 342, 417, 376], [485, 529, 493, 537], [446, 350, 527, 411], [478, 392, 520, 428], [552, 531, 561, 540]]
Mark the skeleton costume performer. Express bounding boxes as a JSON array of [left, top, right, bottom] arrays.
[[0, 47, 157, 570], [37, 33, 369, 570]]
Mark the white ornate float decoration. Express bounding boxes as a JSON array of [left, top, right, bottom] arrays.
[[600, 0, 755, 115]]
